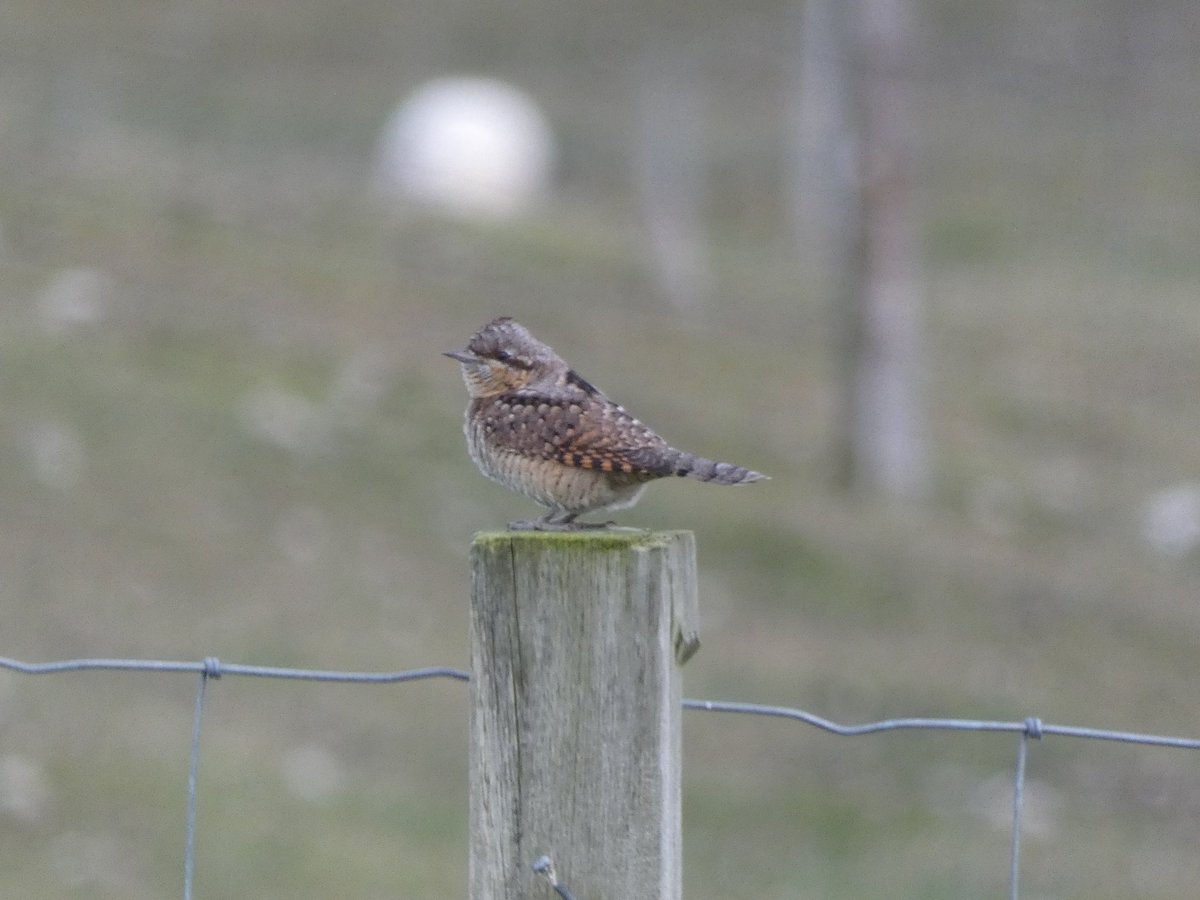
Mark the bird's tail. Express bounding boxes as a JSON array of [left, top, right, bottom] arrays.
[[669, 450, 767, 485]]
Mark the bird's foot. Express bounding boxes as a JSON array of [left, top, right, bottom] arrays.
[[507, 519, 552, 531], [506, 519, 616, 532]]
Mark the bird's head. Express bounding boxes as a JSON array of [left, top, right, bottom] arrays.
[[444, 317, 559, 397]]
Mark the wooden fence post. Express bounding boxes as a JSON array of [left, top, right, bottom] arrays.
[[469, 530, 699, 900]]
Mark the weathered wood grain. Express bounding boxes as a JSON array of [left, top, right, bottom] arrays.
[[468, 530, 698, 900]]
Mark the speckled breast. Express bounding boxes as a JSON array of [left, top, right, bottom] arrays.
[[463, 410, 643, 514]]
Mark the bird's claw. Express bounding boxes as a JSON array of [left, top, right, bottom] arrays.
[[507, 519, 616, 532]]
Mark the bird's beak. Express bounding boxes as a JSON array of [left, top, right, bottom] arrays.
[[443, 349, 478, 364]]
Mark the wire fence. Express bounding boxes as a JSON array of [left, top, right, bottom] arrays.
[[2, 653, 1198, 900]]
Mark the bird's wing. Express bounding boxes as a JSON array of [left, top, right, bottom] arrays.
[[499, 380, 676, 477]]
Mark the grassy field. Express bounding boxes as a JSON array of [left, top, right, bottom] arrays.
[[2, 2, 1199, 898]]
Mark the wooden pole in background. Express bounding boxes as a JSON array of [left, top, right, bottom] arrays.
[[469, 530, 699, 900]]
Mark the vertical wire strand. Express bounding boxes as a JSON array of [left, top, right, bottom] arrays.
[[1008, 718, 1040, 900], [184, 661, 218, 900], [1008, 733, 1027, 900]]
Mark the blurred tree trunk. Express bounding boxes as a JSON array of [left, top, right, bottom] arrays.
[[795, 0, 931, 499]]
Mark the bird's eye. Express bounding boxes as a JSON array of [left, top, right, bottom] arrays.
[[494, 350, 514, 362]]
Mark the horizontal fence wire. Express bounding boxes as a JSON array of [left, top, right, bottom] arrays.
[[2, 655, 1199, 900]]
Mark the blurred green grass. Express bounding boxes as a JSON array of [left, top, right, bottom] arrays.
[[2, 2, 1200, 898]]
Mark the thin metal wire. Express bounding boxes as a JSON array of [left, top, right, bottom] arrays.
[[532, 855, 577, 900], [0, 656, 470, 683], [680, 698, 1200, 749], [1008, 722, 1036, 900], [3, 655, 1199, 900], [183, 663, 215, 900], [4, 657, 1194, 749]]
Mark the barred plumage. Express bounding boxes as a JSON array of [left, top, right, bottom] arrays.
[[445, 317, 766, 529]]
